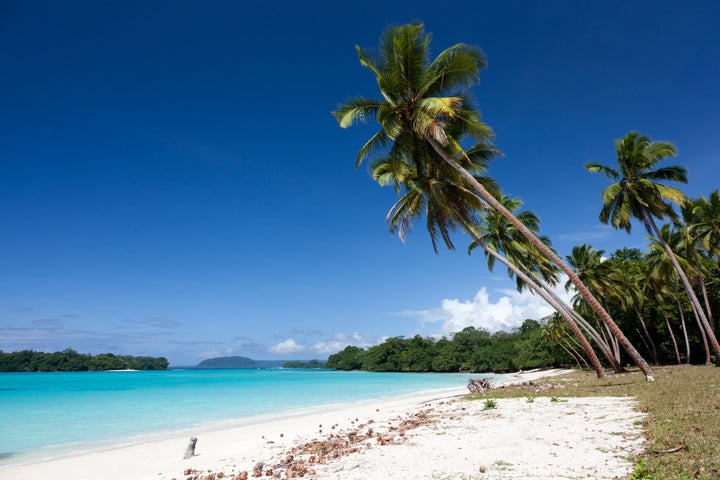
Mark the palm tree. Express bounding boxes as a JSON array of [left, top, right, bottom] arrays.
[[334, 23, 653, 380], [543, 313, 588, 368], [565, 244, 624, 369], [689, 190, 720, 257], [467, 195, 606, 377], [470, 194, 558, 292], [646, 229, 693, 363], [647, 269, 684, 364], [648, 224, 712, 363], [610, 252, 659, 364], [371, 148, 607, 377], [684, 191, 720, 331], [585, 132, 720, 362]]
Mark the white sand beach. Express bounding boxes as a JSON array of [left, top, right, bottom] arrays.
[[1, 369, 646, 480]]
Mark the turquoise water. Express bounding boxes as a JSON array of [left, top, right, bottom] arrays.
[[0, 369, 492, 466]]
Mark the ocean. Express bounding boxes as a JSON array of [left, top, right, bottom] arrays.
[[0, 369, 494, 467]]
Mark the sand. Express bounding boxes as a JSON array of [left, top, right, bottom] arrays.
[[1, 369, 646, 480]]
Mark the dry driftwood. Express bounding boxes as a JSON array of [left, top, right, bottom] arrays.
[[183, 436, 198, 459], [467, 378, 492, 393]]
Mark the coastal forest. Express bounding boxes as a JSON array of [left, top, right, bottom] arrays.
[[327, 320, 562, 372], [0, 349, 169, 372], [333, 23, 720, 379], [327, 244, 720, 372]]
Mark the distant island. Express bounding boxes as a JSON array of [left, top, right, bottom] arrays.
[[0, 349, 169, 372], [191, 356, 326, 369], [195, 356, 259, 368]]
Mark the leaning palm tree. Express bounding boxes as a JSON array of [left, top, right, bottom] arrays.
[[468, 196, 608, 377], [684, 192, 720, 331], [543, 312, 589, 368], [333, 23, 653, 380], [371, 152, 607, 378], [610, 254, 659, 364], [688, 190, 720, 257], [648, 224, 712, 363], [585, 132, 720, 361], [646, 229, 693, 363], [565, 244, 624, 367], [471, 194, 558, 292]]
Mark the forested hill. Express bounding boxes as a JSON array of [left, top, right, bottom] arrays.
[[195, 356, 258, 368], [0, 349, 169, 372]]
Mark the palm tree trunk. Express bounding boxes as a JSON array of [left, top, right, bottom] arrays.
[[566, 334, 590, 368], [645, 213, 720, 362], [428, 137, 654, 380], [690, 300, 712, 364], [696, 259, 715, 332], [517, 264, 622, 371], [459, 222, 606, 378], [599, 320, 622, 367], [559, 340, 585, 368], [674, 283, 691, 364], [634, 306, 658, 364], [635, 328, 653, 362], [663, 311, 682, 365]]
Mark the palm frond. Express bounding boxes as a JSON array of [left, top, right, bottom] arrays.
[[645, 165, 688, 183], [655, 183, 687, 206], [356, 129, 389, 167], [333, 97, 383, 128], [422, 43, 486, 96], [585, 162, 619, 181]]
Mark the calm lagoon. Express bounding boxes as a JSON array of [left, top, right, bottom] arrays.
[[0, 369, 492, 466]]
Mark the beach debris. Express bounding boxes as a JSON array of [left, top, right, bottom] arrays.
[[190, 401, 450, 480], [467, 378, 492, 393], [183, 436, 198, 459]]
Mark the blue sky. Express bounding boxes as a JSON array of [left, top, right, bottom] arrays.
[[1, 1, 718, 365]]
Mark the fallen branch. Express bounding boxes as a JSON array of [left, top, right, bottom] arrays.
[[650, 445, 685, 454]]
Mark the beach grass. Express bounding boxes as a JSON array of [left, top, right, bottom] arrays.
[[467, 365, 720, 480]]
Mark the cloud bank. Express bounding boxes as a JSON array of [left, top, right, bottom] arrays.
[[414, 280, 573, 338], [268, 338, 307, 354]]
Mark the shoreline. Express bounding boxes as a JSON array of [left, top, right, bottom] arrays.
[[1, 381, 478, 470], [2, 369, 646, 479]]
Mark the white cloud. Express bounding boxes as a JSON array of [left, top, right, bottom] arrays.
[[269, 338, 307, 354], [416, 277, 573, 337], [312, 332, 377, 354]]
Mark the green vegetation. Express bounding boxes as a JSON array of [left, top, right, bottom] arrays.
[[482, 398, 497, 410], [326, 320, 569, 372], [282, 359, 327, 369], [334, 23, 719, 378], [469, 366, 720, 479], [0, 349, 168, 371]]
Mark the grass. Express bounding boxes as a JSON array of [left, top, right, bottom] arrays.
[[467, 365, 720, 479]]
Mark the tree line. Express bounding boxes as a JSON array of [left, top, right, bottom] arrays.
[[333, 23, 719, 380], [326, 321, 569, 373], [0, 349, 169, 372], [282, 359, 327, 369]]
